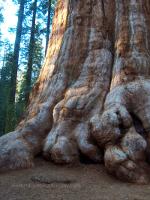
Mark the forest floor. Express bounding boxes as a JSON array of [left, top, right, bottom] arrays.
[[0, 158, 150, 200]]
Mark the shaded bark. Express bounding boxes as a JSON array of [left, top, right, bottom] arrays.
[[1, 0, 150, 184]]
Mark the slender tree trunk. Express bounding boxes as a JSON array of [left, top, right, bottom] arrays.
[[1, 0, 150, 184], [10, 0, 25, 104], [6, 0, 25, 131], [45, 0, 52, 55], [25, 0, 38, 105]]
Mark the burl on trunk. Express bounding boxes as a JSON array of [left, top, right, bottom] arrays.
[[1, 0, 150, 184]]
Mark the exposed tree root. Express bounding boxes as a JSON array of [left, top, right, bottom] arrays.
[[1, 0, 150, 185], [92, 80, 150, 184], [0, 131, 34, 171]]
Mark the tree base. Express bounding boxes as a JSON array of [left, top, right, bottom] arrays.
[[0, 80, 150, 184], [1, 0, 150, 185], [0, 131, 34, 171]]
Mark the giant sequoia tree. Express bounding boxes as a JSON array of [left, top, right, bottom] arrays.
[[1, 0, 150, 184]]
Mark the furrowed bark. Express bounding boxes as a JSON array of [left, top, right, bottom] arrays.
[[43, 0, 115, 163], [93, 0, 150, 183], [0, 0, 70, 170]]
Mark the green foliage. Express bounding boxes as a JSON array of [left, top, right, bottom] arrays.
[[0, 0, 57, 134], [16, 31, 44, 118], [0, 43, 13, 134]]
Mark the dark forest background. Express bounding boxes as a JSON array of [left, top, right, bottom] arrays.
[[0, 0, 57, 135]]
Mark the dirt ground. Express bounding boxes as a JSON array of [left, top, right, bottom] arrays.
[[0, 158, 150, 200]]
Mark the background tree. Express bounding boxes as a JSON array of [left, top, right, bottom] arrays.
[[0, 4, 4, 61], [5, 0, 26, 131], [10, 0, 26, 104], [0, 0, 56, 133], [16, 27, 44, 122], [24, 0, 38, 104], [0, 42, 13, 134], [45, 0, 51, 54]]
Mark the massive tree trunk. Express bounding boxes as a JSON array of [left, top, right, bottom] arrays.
[[1, 0, 150, 184]]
